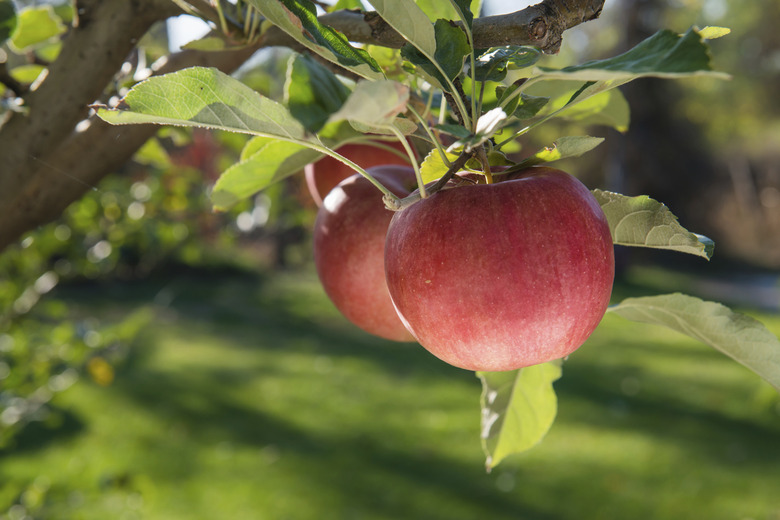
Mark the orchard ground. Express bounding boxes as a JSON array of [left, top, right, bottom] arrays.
[[2, 262, 780, 520]]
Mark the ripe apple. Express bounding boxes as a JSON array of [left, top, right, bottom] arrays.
[[314, 165, 417, 342], [305, 141, 412, 206], [384, 167, 615, 371]]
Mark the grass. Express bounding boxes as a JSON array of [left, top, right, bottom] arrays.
[[2, 266, 780, 520]]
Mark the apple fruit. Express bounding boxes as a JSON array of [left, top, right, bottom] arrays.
[[305, 141, 412, 207], [384, 167, 615, 371], [314, 165, 417, 342]]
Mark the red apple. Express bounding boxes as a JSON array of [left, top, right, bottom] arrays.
[[305, 141, 412, 207], [314, 165, 418, 342], [384, 167, 614, 371]]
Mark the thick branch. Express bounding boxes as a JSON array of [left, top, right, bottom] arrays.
[[0, 0, 180, 211], [0, 40, 263, 253], [263, 0, 605, 54]]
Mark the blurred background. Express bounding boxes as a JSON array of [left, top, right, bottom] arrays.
[[1, 0, 779, 519]]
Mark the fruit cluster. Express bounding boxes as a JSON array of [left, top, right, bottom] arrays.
[[308, 143, 615, 372]]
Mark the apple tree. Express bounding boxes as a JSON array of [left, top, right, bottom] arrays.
[[4, 0, 780, 470]]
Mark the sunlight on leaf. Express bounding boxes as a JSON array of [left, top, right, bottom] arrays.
[[9, 5, 64, 52], [419, 148, 459, 183], [478, 360, 562, 471], [401, 19, 470, 88], [95, 67, 307, 140], [608, 294, 780, 392], [538, 28, 731, 81], [371, 0, 436, 56], [212, 138, 318, 210], [328, 80, 410, 127], [697, 26, 730, 40], [182, 36, 231, 52], [509, 136, 604, 170], [285, 53, 351, 133], [248, 0, 382, 80], [592, 190, 714, 259], [475, 46, 541, 82]]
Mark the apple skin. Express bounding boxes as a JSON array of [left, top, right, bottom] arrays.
[[384, 167, 615, 371], [305, 141, 411, 207], [314, 165, 418, 342]]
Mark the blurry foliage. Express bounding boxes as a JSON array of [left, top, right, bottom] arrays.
[[0, 122, 315, 449], [2, 4, 317, 450]]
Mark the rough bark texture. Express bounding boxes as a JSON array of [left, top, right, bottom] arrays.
[[263, 0, 605, 53], [0, 0, 605, 253]]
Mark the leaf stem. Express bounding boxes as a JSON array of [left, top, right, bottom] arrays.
[[407, 104, 452, 169], [385, 149, 474, 211], [387, 125, 426, 198], [309, 141, 402, 204]]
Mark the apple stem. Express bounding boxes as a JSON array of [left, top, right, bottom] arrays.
[[476, 146, 493, 184], [384, 150, 474, 211]]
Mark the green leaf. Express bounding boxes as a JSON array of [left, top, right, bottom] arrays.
[[330, 0, 364, 10], [212, 138, 319, 210], [607, 294, 780, 392], [9, 64, 46, 84], [401, 19, 470, 87], [9, 5, 65, 52], [371, 0, 436, 56], [419, 148, 459, 183], [415, 0, 482, 26], [213, 120, 359, 209], [697, 26, 730, 40], [134, 138, 171, 169], [446, 0, 474, 30], [349, 117, 418, 136], [538, 28, 730, 81], [248, 0, 382, 80], [527, 80, 631, 133], [285, 53, 351, 133], [478, 361, 562, 471], [592, 190, 714, 259], [434, 123, 471, 139], [502, 27, 728, 141], [95, 67, 307, 141], [496, 85, 548, 120], [506, 136, 604, 171], [474, 46, 541, 82], [0, 0, 16, 45], [328, 79, 410, 127], [181, 36, 229, 51]]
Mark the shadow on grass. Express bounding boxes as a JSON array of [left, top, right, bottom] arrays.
[[19, 267, 780, 519], [0, 408, 84, 457], [107, 360, 557, 520], [97, 268, 477, 384], [556, 355, 780, 468]]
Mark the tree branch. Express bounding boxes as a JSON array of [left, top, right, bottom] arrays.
[[0, 0, 180, 210], [0, 38, 263, 252], [261, 0, 605, 54]]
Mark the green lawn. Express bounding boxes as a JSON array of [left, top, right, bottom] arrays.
[[2, 267, 780, 520]]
